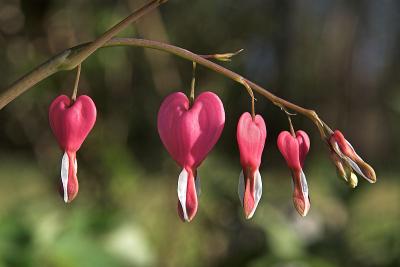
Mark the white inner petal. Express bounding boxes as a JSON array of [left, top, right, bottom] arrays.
[[195, 174, 201, 197], [74, 157, 78, 176], [345, 140, 369, 171], [345, 156, 372, 182], [345, 140, 355, 151], [332, 142, 343, 156], [300, 169, 309, 198], [177, 169, 189, 222], [247, 169, 263, 219], [61, 152, 69, 203], [237, 170, 245, 206]]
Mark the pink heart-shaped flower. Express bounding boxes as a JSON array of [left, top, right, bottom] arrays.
[[277, 131, 310, 170], [236, 112, 267, 219], [49, 95, 97, 203], [157, 91, 225, 222], [277, 130, 311, 216], [158, 92, 225, 168], [49, 95, 97, 152]]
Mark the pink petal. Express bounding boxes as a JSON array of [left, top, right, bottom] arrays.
[[236, 112, 267, 170], [331, 130, 357, 159], [296, 130, 310, 168], [49, 95, 97, 152], [177, 168, 198, 222], [58, 151, 79, 203], [291, 169, 310, 216], [157, 92, 225, 169], [277, 131, 301, 170], [238, 168, 262, 219]]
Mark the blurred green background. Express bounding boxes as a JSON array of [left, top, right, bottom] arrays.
[[0, 0, 399, 266]]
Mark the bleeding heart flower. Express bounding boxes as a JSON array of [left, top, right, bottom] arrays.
[[329, 150, 358, 188], [277, 130, 311, 216], [157, 91, 225, 222], [236, 112, 266, 219], [329, 130, 376, 184], [49, 95, 97, 203]]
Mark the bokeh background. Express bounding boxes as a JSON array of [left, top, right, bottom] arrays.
[[0, 0, 399, 266]]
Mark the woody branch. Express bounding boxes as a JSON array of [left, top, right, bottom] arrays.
[[0, 0, 330, 139]]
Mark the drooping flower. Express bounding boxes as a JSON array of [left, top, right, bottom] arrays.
[[329, 150, 358, 188], [157, 91, 225, 222], [329, 130, 376, 184], [236, 112, 266, 219], [277, 130, 311, 216], [49, 95, 97, 203]]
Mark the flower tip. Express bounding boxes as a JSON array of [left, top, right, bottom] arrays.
[[364, 163, 377, 183], [177, 168, 199, 222], [177, 201, 197, 222], [242, 194, 257, 220], [294, 199, 310, 217], [244, 211, 255, 220], [348, 172, 358, 188], [58, 180, 78, 204], [238, 170, 262, 220], [293, 198, 310, 217], [58, 187, 78, 203]]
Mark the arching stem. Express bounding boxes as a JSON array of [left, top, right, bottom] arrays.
[[71, 64, 81, 102], [287, 114, 296, 137], [0, 39, 329, 141], [239, 78, 256, 120], [0, 37, 328, 139], [281, 107, 296, 137], [189, 62, 196, 107], [0, 0, 167, 109]]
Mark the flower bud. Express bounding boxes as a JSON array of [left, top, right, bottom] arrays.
[[329, 150, 358, 188], [348, 172, 358, 188], [330, 130, 376, 184]]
